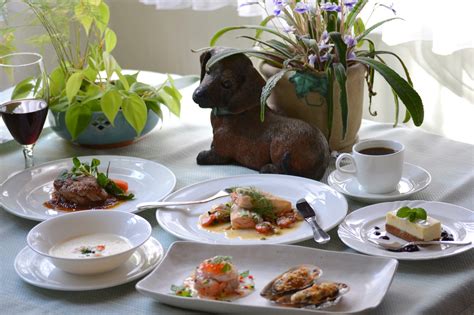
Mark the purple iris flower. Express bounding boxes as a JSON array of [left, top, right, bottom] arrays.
[[321, 30, 329, 42], [308, 54, 317, 67], [347, 51, 356, 60], [344, 35, 357, 47], [294, 2, 310, 14], [318, 43, 330, 50], [283, 25, 296, 33], [343, 0, 358, 10], [319, 53, 330, 63], [272, 0, 287, 16], [320, 2, 340, 12]]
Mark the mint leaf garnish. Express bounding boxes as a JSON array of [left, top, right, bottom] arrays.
[[396, 206, 428, 222]]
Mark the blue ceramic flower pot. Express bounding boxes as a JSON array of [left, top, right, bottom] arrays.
[[48, 109, 160, 148]]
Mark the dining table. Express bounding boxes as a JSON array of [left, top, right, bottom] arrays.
[[0, 71, 473, 315]]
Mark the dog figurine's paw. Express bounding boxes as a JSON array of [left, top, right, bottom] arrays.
[[259, 164, 280, 174], [196, 149, 231, 165]]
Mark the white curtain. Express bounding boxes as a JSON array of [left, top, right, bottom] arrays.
[[141, 0, 474, 55], [139, 0, 263, 17]]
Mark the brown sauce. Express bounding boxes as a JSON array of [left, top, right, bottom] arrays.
[[43, 196, 123, 212]]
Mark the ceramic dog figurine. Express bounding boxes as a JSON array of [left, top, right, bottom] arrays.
[[192, 48, 330, 180]]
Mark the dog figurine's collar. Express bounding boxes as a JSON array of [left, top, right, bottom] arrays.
[[212, 107, 235, 116]]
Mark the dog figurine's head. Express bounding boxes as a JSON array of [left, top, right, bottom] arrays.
[[192, 48, 266, 114]]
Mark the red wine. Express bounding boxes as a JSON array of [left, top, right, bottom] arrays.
[[0, 99, 48, 145]]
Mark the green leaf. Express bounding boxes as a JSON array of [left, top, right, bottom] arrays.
[[66, 72, 85, 103], [413, 208, 427, 221], [396, 206, 411, 218], [288, 71, 328, 99], [83, 65, 98, 82], [210, 25, 298, 49], [206, 48, 285, 70], [95, 1, 110, 34], [102, 52, 120, 79], [240, 270, 250, 278], [146, 100, 163, 120], [129, 82, 155, 94], [354, 18, 365, 38], [65, 102, 92, 140], [104, 28, 117, 53], [237, 35, 292, 59], [356, 18, 402, 41], [260, 69, 291, 121], [121, 94, 147, 135], [74, 2, 93, 35], [11, 76, 34, 100], [163, 85, 182, 103], [355, 57, 424, 126], [157, 89, 180, 117], [100, 89, 122, 125], [333, 63, 349, 138], [329, 32, 347, 69], [256, 15, 275, 39], [116, 71, 130, 91]]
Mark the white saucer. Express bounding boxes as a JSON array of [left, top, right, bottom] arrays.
[[14, 237, 163, 291], [327, 163, 431, 203]]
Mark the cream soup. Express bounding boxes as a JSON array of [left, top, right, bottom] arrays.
[[49, 233, 132, 258]]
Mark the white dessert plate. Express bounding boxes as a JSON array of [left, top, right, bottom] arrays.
[[136, 241, 398, 314], [0, 155, 176, 221], [14, 237, 163, 291], [155, 174, 348, 245], [327, 163, 431, 203], [338, 200, 474, 260]]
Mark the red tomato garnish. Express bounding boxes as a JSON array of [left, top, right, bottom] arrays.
[[112, 179, 129, 192]]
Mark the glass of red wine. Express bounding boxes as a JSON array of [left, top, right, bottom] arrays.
[[0, 52, 49, 168]]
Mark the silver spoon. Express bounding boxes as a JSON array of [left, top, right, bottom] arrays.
[[136, 188, 232, 211], [367, 238, 472, 251]]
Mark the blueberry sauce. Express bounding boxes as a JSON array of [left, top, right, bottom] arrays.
[[388, 244, 420, 252], [441, 230, 454, 241], [380, 236, 390, 240]]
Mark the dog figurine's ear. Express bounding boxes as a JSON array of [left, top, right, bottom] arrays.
[[199, 50, 213, 82]]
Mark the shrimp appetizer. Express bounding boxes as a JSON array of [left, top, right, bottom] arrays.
[[200, 187, 303, 237], [171, 256, 255, 301]]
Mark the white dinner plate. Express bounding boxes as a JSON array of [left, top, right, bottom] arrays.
[[136, 241, 398, 314], [327, 163, 431, 203], [338, 200, 474, 260], [0, 155, 176, 221], [14, 237, 164, 291], [155, 174, 348, 245]]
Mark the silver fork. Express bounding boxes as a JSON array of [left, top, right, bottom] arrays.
[[367, 238, 471, 251], [136, 188, 232, 211]]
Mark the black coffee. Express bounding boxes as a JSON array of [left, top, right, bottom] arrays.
[[358, 147, 396, 155]]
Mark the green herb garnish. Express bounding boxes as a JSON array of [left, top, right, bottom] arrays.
[[210, 255, 232, 264], [221, 263, 232, 273], [170, 284, 193, 297], [66, 157, 134, 200], [396, 206, 427, 222], [239, 270, 250, 278]]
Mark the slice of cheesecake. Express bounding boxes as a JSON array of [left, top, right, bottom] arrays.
[[385, 210, 441, 242]]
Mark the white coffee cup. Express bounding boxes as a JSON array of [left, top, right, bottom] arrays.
[[335, 139, 405, 194]]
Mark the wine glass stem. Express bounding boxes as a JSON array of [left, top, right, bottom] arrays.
[[23, 144, 35, 168]]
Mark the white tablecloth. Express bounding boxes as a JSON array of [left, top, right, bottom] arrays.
[[0, 76, 473, 315]]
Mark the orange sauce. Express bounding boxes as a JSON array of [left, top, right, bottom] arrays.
[[199, 217, 303, 240]]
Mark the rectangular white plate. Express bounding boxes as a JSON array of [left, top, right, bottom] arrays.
[[136, 242, 398, 314]]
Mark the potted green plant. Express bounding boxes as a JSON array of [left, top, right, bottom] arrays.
[[3, 0, 185, 147], [207, 0, 423, 152]]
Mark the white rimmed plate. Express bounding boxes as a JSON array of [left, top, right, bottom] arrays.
[[327, 163, 431, 203], [0, 155, 176, 221], [136, 241, 398, 314], [338, 200, 474, 260], [155, 174, 347, 245], [14, 237, 164, 291]]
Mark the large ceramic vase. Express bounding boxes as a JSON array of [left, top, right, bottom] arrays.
[[49, 109, 160, 148], [260, 63, 366, 152]]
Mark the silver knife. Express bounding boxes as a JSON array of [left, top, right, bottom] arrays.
[[296, 198, 331, 244]]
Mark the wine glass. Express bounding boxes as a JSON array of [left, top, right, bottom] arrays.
[[0, 52, 49, 168]]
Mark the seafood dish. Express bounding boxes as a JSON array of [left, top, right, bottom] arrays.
[[44, 157, 134, 211], [385, 206, 441, 242], [171, 256, 254, 301], [200, 187, 303, 237], [261, 265, 349, 309]]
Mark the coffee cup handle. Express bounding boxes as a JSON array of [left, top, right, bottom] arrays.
[[336, 153, 357, 174]]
